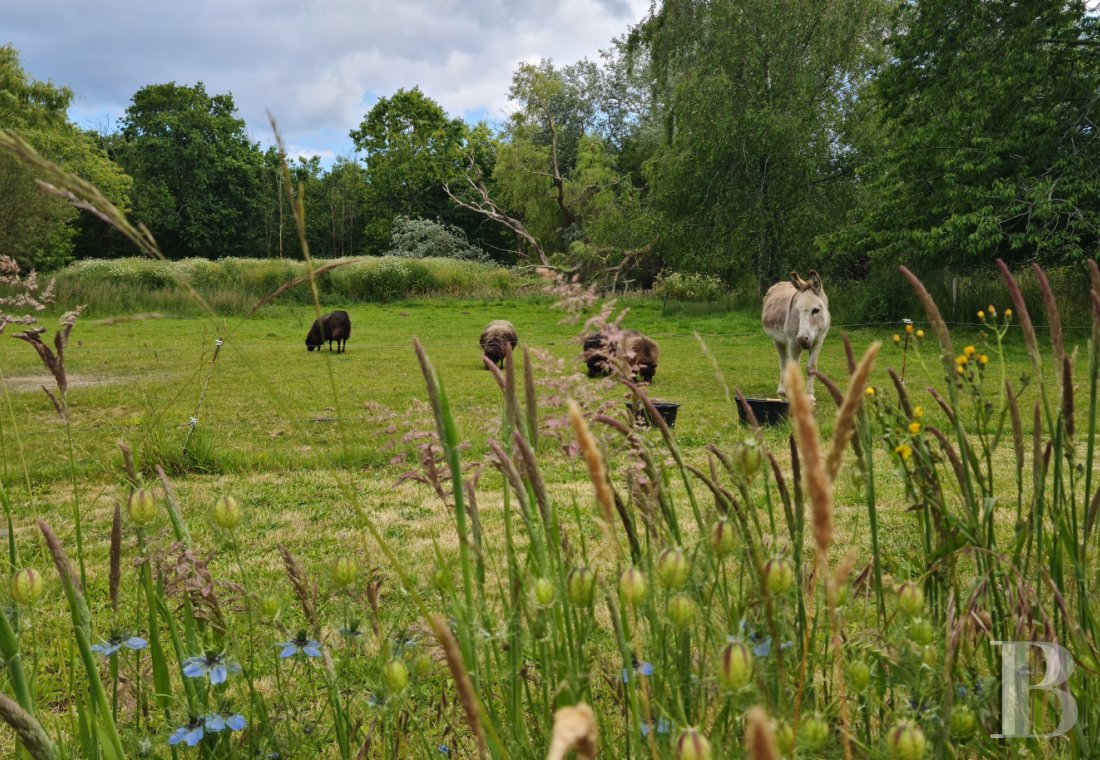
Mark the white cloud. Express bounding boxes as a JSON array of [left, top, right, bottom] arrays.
[[7, 0, 649, 162]]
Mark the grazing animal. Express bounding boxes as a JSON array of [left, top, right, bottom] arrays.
[[583, 329, 660, 382], [305, 310, 352, 353], [479, 320, 519, 368], [762, 270, 830, 400]]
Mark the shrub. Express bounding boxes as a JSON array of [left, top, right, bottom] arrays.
[[653, 270, 731, 302], [386, 216, 488, 262]]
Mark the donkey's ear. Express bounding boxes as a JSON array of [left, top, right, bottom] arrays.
[[808, 270, 823, 294], [790, 272, 810, 291]]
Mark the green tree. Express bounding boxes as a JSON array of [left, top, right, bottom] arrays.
[[635, 0, 887, 291], [116, 82, 264, 258], [349, 87, 469, 251], [841, 0, 1100, 272], [0, 45, 132, 270]]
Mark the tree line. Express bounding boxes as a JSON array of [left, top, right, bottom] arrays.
[[2, 0, 1098, 294]]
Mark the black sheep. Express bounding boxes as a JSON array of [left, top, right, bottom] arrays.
[[305, 310, 351, 353], [479, 320, 519, 368]]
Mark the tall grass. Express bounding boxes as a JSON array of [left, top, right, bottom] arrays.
[[48, 257, 537, 315], [1, 126, 1099, 759]]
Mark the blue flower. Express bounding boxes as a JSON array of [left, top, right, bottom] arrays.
[[736, 621, 792, 658], [91, 635, 148, 657], [277, 633, 322, 659], [181, 653, 241, 685], [641, 718, 671, 737], [168, 719, 205, 747], [437, 745, 450, 755], [204, 712, 246, 732], [622, 661, 655, 683]]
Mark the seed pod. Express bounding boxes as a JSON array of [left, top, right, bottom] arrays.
[[128, 488, 157, 526], [332, 556, 358, 587], [432, 566, 452, 592], [733, 438, 762, 481], [949, 705, 976, 738], [897, 582, 924, 617], [921, 644, 938, 667], [847, 660, 871, 692], [774, 721, 794, 756], [799, 715, 829, 750], [567, 567, 597, 607], [763, 557, 795, 595], [717, 641, 753, 689], [384, 659, 409, 692], [618, 567, 648, 606], [908, 618, 934, 646], [414, 652, 433, 678], [667, 593, 696, 630], [260, 594, 281, 620], [656, 548, 691, 589], [533, 577, 555, 607], [888, 722, 926, 760], [675, 728, 712, 760], [11, 568, 44, 606], [212, 495, 241, 530], [709, 519, 736, 557]]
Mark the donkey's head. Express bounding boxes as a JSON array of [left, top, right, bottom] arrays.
[[789, 270, 830, 350]]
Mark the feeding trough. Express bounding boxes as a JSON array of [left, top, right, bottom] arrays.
[[628, 400, 680, 429], [738, 397, 789, 426]]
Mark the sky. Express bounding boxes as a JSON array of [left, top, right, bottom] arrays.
[[5, 0, 650, 164]]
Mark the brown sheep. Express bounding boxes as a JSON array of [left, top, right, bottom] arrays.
[[583, 329, 659, 382], [305, 310, 351, 353], [479, 320, 519, 368]]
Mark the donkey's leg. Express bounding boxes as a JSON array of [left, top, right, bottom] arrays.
[[774, 340, 790, 396], [806, 338, 825, 401]]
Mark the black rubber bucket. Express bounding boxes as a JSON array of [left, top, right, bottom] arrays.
[[628, 400, 680, 429], [738, 397, 789, 426]]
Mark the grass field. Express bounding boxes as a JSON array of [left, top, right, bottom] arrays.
[[1, 287, 1095, 758]]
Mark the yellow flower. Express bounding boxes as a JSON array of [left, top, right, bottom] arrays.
[[909, 422, 921, 435], [916, 329, 925, 338], [977, 310, 985, 320], [956, 365, 965, 375], [893, 334, 901, 344], [1005, 308, 1013, 318], [964, 345, 976, 357], [895, 444, 912, 460], [905, 324, 914, 334], [956, 355, 968, 365], [979, 354, 989, 365], [913, 406, 923, 418], [988, 304, 996, 316], [865, 387, 875, 397]]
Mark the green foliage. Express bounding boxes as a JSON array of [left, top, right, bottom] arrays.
[[0, 45, 132, 271], [637, 0, 889, 291], [115, 82, 264, 259], [837, 0, 1100, 273], [652, 270, 730, 303]]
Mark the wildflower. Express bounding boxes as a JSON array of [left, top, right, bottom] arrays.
[[956, 365, 965, 375], [913, 405, 923, 418], [892, 334, 901, 344], [212, 495, 240, 530], [621, 661, 654, 683], [168, 718, 205, 747], [277, 632, 322, 659], [894, 443, 912, 460], [979, 354, 989, 365], [11, 568, 44, 606], [182, 652, 241, 684], [91, 634, 148, 657], [1005, 308, 1013, 318], [905, 323, 914, 334], [438, 745, 451, 755], [128, 488, 157, 526], [964, 345, 976, 357], [908, 422, 921, 435], [865, 387, 875, 397], [640, 719, 671, 737], [889, 722, 927, 760], [988, 304, 996, 316], [339, 620, 364, 638], [916, 329, 925, 338], [977, 310, 985, 320], [205, 712, 246, 733], [955, 354, 968, 365]]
